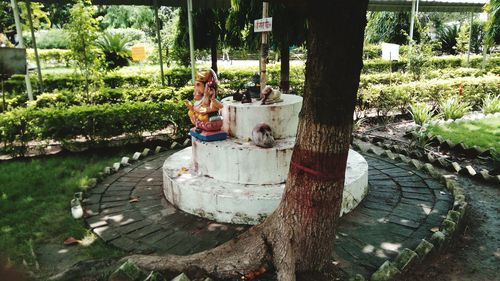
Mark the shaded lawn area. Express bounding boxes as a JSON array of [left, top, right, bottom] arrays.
[[0, 148, 137, 268], [427, 116, 500, 151]]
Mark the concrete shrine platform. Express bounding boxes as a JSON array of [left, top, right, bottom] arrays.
[[83, 149, 452, 278]]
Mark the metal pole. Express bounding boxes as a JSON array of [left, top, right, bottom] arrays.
[[154, 0, 165, 87], [481, 12, 488, 69], [467, 12, 473, 65], [260, 2, 269, 91], [10, 0, 33, 101], [187, 0, 195, 83], [26, 0, 43, 92], [408, 0, 416, 60]]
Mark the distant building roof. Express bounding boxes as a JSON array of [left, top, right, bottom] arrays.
[[368, 0, 487, 12], [17, 0, 487, 12]]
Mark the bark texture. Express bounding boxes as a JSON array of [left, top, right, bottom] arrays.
[[211, 41, 218, 74], [126, 1, 369, 281]]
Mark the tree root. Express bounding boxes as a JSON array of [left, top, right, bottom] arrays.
[[124, 223, 274, 280]]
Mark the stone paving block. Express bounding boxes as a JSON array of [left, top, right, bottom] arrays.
[[86, 215, 108, 229], [101, 196, 130, 203], [398, 181, 428, 188], [127, 225, 164, 240], [109, 211, 146, 227], [390, 209, 427, 222], [139, 228, 175, 245], [401, 192, 434, 201], [155, 230, 191, 253], [387, 215, 420, 229], [368, 180, 398, 188], [368, 174, 392, 180], [111, 181, 137, 187], [423, 179, 443, 190], [433, 190, 452, 202], [401, 187, 431, 194], [110, 236, 140, 252], [363, 201, 394, 212], [93, 225, 121, 242], [83, 194, 101, 205], [83, 204, 100, 216], [89, 185, 108, 194], [102, 190, 131, 197], [433, 200, 452, 214], [400, 197, 433, 206], [116, 219, 153, 234], [107, 185, 135, 192], [100, 204, 134, 216], [101, 201, 129, 209]]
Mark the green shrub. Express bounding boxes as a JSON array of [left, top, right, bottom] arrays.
[[0, 101, 189, 156], [360, 76, 500, 112], [410, 102, 438, 125], [482, 94, 500, 114], [439, 97, 471, 120], [24, 29, 70, 49], [97, 32, 132, 69], [26, 49, 72, 67]]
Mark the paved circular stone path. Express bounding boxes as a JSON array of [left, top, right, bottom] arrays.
[[83, 150, 452, 278]]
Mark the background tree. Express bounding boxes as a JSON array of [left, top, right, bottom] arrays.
[[485, 0, 500, 46], [64, 0, 104, 100], [44, 1, 75, 28], [365, 11, 417, 45], [17, 2, 51, 31], [269, 2, 307, 93], [98, 5, 155, 34], [175, 7, 229, 73]]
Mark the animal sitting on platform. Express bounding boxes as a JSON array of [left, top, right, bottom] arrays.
[[260, 86, 283, 105], [252, 123, 275, 148]]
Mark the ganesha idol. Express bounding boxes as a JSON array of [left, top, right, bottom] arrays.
[[184, 69, 227, 142]]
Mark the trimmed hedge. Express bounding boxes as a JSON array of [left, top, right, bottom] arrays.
[[0, 101, 188, 156], [358, 76, 500, 114]]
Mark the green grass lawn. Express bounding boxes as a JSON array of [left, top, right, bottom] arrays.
[[0, 148, 138, 269], [427, 116, 500, 151]]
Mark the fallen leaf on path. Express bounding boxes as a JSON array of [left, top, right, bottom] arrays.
[[430, 227, 440, 232], [129, 197, 140, 203], [63, 237, 81, 246]]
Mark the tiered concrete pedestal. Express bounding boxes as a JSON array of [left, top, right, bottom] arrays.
[[163, 94, 369, 225]]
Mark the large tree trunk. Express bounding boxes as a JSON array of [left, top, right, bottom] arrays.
[[265, 2, 368, 279], [279, 36, 290, 93], [211, 40, 218, 74], [110, 2, 369, 281]]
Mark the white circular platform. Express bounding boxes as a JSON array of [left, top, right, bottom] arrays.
[[221, 94, 303, 140], [163, 147, 368, 225], [192, 137, 295, 185]]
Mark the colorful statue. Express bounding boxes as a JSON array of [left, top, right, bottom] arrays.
[[185, 69, 227, 141]]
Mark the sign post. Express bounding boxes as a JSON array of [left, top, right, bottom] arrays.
[[255, 2, 271, 91], [381, 43, 400, 85]]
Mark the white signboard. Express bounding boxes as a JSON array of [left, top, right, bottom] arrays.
[[254, 17, 272, 32], [381, 43, 400, 61]]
